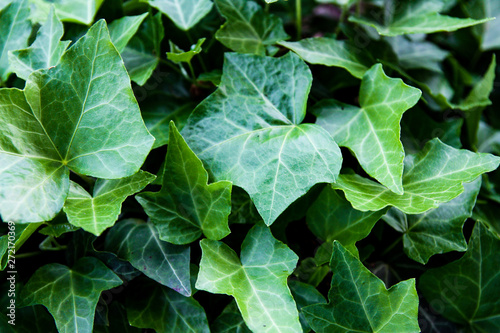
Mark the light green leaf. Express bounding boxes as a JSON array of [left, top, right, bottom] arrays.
[[167, 38, 205, 64], [278, 37, 372, 79], [462, 0, 500, 50], [303, 241, 419, 333], [0, 20, 154, 222], [306, 186, 386, 256], [314, 64, 421, 194], [350, 0, 493, 36], [383, 178, 481, 264], [108, 12, 149, 53], [333, 138, 500, 214], [214, 0, 289, 55], [196, 223, 302, 332], [137, 122, 232, 244], [289, 280, 327, 333], [63, 171, 155, 236], [182, 52, 342, 225], [8, 7, 69, 80], [19, 257, 122, 333], [126, 280, 210, 333], [211, 300, 251, 333], [420, 222, 500, 331], [141, 0, 213, 30], [0, 0, 32, 83], [105, 219, 192, 296], [29, 0, 104, 25], [122, 12, 164, 85], [0, 222, 41, 270]]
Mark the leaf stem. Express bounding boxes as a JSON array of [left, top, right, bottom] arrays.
[[335, 5, 348, 37], [16, 251, 43, 259], [296, 0, 302, 40]]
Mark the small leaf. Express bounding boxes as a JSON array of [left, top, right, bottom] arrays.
[[303, 241, 420, 333], [211, 301, 251, 333], [0, 222, 42, 270], [289, 280, 327, 333], [167, 38, 205, 64], [137, 122, 232, 244], [108, 12, 149, 53], [196, 223, 302, 332], [19, 257, 122, 333], [141, 0, 213, 31], [63, 171, 155, 236]]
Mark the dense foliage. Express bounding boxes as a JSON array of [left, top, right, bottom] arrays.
[[1, 0, 500, 332]]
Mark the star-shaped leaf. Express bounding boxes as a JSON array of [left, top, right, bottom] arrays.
[[196, 223, 302, 332], [333, 138, 500, 214], [136, 122, 232, 244], [0, 20, 154, 223], [182, 52, 342, 225], [303, 241, 419, 333], [314, 64, 421, 194], [19, 257, 122, 333], [141, 0, 213, 31]]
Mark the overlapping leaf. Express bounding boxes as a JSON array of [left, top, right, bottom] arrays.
[[30, 0, 104, 25], [108, 13, 149, 53], [0, 20, 154, 222], [314, 64, 421, 194], [462, 0, 500, 50], [196, 223, 302, 332], [141, 0, 213, 31], [182, 52, 342, 225]]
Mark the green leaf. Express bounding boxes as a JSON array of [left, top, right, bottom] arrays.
[[306, 186, 387, 256], [19, 257, 122, 333], [211, 300, 251, 333], [30, 0, 104, 25], [122, 12, 164, 85], [39, 211, 80, 237], [420, 222, 500, 331], [314, 64, 421, 194], [8, 7, 70, 80], [167, 38, 205, 64], [0, 0, 32, 83], [105, 219, 192, 296], [350, 0, 493, 36], [462, 0, 500, 50], [303, 241, 420, 333], [196, 223, 302, 332], [126, 280, 210, 333], [137, 122, 231, 244], [289, 280, 327, 333], [0, 20, 154, 222], [333, 138, 500, 214], [108, 12, 149, 53], [278, 37, 372, 79], [94, 302, 140, 333], [182, 52, 342, 225], [383, 178, 481, 264], [214, 0, 289, 55], [0, 222, 42, 270], [141, 0, 213, 31], [63, 171, 155, 236]]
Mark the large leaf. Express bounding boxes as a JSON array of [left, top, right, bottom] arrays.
[[30, 0, 104, 25], [314, 64, 421, 194], [141, 0, 213, 31], [350, 0, 493, 36], [19, 257, 122, 333], [278, 37, 372, 79], [137, 122, 232, 244], [383, 178, 481, 264], [0, 20, 154, 222], [0, 0, 32, 83], [63, 171, 155, 236], [9, 7, 70, 80], [214, 0, 289, 55], [105, 219, 192, 296], [108, 13, 149, 53], [420, 222, 500, 331], [302, 241, 420, 333], [333, 138, 500, 214], [196, 223, 302, 332], [182, 52, 342, 225]]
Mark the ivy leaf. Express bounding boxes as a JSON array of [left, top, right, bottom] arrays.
[[350, 0, 493, 36], [333, 138, 500, 214], [137, 122, 232, 244], [63, 171, 155, 236], [278, 37, 372, 79], [0, 20, 154, 222], [196, 223, 302, 332], [167, 38, 205, 64], [0, 222, 42, 270], [420, 222, 500, 331], [462, 0, 500, 51], [182, 52, 342, 225], [30, 0, 104, 25], [211, 300, 251, 333], [141, 0, 213, 31], [108, 13, 149, 53], [19, 257, 122, 333], [214, 0, 289, 55], [303, 241, 420, 333], [314, 64, 421, 194], [105, 219, 192, 296], [383, 178, 481, 264], [0, 0, 32, 83], [8, 7, 69, 80], [289, 280, 327, 333], [126, 280, 210, 333]]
